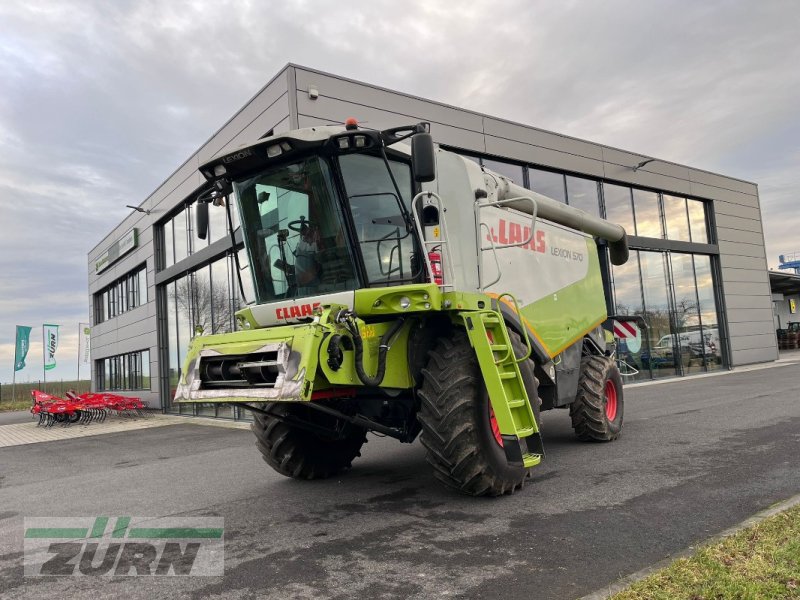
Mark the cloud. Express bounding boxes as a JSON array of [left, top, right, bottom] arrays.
[[1, 0, 798, 382]]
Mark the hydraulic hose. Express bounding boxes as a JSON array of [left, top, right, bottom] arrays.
[[340, 312, 406, 387]]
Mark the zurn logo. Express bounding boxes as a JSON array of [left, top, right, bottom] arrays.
[[24, 517, 224, 576]]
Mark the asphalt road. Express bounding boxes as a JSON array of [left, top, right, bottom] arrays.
[[1, 363, 799, 599]]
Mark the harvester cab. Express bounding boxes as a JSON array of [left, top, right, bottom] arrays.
[[177, 119, 629, 496]]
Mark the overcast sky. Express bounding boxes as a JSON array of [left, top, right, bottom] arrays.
[[0, 0, 798, 385]]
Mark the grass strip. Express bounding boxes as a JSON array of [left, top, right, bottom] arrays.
[[611, 502, 800, 599]]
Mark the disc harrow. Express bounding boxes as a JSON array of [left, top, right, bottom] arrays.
[[30, 390, 151, 427]]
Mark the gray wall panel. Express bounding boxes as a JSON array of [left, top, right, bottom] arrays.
[[726, 308, 774, 323], [690, 181, 759, 208], [717, 228, 766, 246], [730, 333, 778, 352], [720, 267, 770, 284], [724, 295, 773, 310], [715, 213, 765, 233], [714, 202, 763, 220], [722, 281, 773, 296], [731, 346, 779, 366], [296, 95, 487, 151], [483, 117, 603, 160], [689, 168, 758, 196], [719, 253, 769, 271], [717, 240, 766, 259], [484, 135, 605, 177], [198, 84, 289, 162], [727, 319, 779, 336], [294, 68, 485, 131]]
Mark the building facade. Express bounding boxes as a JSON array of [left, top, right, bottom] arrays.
[[87, 64, 777, 417]]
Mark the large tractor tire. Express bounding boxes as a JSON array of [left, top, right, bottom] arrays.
[[418, 329, 540, 497], [570, 355, 624, 442], [252, 403, 367, 479]]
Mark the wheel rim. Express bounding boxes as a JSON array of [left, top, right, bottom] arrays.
[[488, 405, 504, 447], [605, 380, 618, 421]]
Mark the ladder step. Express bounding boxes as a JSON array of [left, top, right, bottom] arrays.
[[516, 427, 535, 437], [489, 344, 508, 352], [522, 453, 543, 468], [507, 398, 527, 408], [482, 316, 501, 325], [499, 371, 517, 380]]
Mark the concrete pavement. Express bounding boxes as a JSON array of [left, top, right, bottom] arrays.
[[0, 362, 798, 599]]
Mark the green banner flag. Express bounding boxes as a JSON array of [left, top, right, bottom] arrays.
[[14, 326, 33, 372], [43, 324, 59, 371]]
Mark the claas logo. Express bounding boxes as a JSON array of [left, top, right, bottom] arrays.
[[487, 219, 546, 253], [276, 302, 321, 320]]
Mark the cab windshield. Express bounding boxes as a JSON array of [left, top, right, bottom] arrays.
[[234, 153, 419, 304], [235, 156, 357, 303]]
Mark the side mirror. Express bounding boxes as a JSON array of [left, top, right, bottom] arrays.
[[196, 201, 209, 240], [411, 133, 436, 183]]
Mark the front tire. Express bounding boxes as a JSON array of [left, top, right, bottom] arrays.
[[251, 403, 367, 480], [570, 355, 624, 442], [418, 329, 540, 496]]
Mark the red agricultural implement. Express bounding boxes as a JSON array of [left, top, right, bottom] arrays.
[[30, 390, 151, 427]]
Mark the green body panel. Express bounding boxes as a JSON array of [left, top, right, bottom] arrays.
[[517, 237, 606, 357]]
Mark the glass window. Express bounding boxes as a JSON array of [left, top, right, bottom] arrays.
[[142, 350, 150, 390], [528, 168, 566, 203], [670, 253, 704, 374], [340, 154, 416, 286], [163, 219, 174, 269], [633, 189, 662, 238], [693, 255, 723, 370], [482, 158, 524, 186], [602, 183, 635, 234], [173, 209, 189, 264], [234, 248, 255, 309], [138, 268, 147, 306], [211, 256, 233, 334], [663, 195, 690, 242], [166, 280, 179, 412], [639, 251, 676, 378], [566, 176, 600, 217], [687, 200, 708, 243], [236, 156, 359, 301], [208, 198, 229, 245], [611, 251, 649, 382]]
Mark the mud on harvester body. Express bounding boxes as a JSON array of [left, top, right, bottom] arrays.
[[176, 120, 629, 496]]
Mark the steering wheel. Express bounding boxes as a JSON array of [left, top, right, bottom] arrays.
[[288, 216, 314, 232]]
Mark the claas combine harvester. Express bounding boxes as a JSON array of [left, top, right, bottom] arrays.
[[175, 119, 630, 496]]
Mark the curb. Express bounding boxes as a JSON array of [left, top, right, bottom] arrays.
[[578, 492, 800, 600], [625, 357, 800, 389]]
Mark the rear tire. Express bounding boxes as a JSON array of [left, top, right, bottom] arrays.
[[418, 329, 540, 496], [570, 355, 624, 442], [251, 403, 367, 480]]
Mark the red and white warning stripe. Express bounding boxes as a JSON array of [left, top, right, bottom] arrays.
[[613, 320, 638, 339]]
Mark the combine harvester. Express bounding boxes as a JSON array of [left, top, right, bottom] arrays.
[[175, 119, 631, 496]]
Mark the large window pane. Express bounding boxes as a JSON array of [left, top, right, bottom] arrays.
[[687, 200, 709, 243], [663, 195, 690, 242], [163, 219, 174, 269], [482, 158, 524, 186], [694, 255, 723, 370], [211, 256, 234, 334], [670, 253, 704, 374], [611, 251, 649, 381], [166, 280, 179, 412], [633, 189, 662, 238], [138, 268, 147, 305], [142, 350, 150, 390], [603, 183, 635, 234], [209, 199, 229, 244], [529, 168, 566, 203], [566, 176, 600, 217], [192, 266, 212, 334], [640, 251, 676, 378], [174, 209, 189, 264]]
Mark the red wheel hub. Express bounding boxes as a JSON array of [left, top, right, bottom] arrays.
[[488, 405, 504, 447], [605, 379, 618, 421]]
